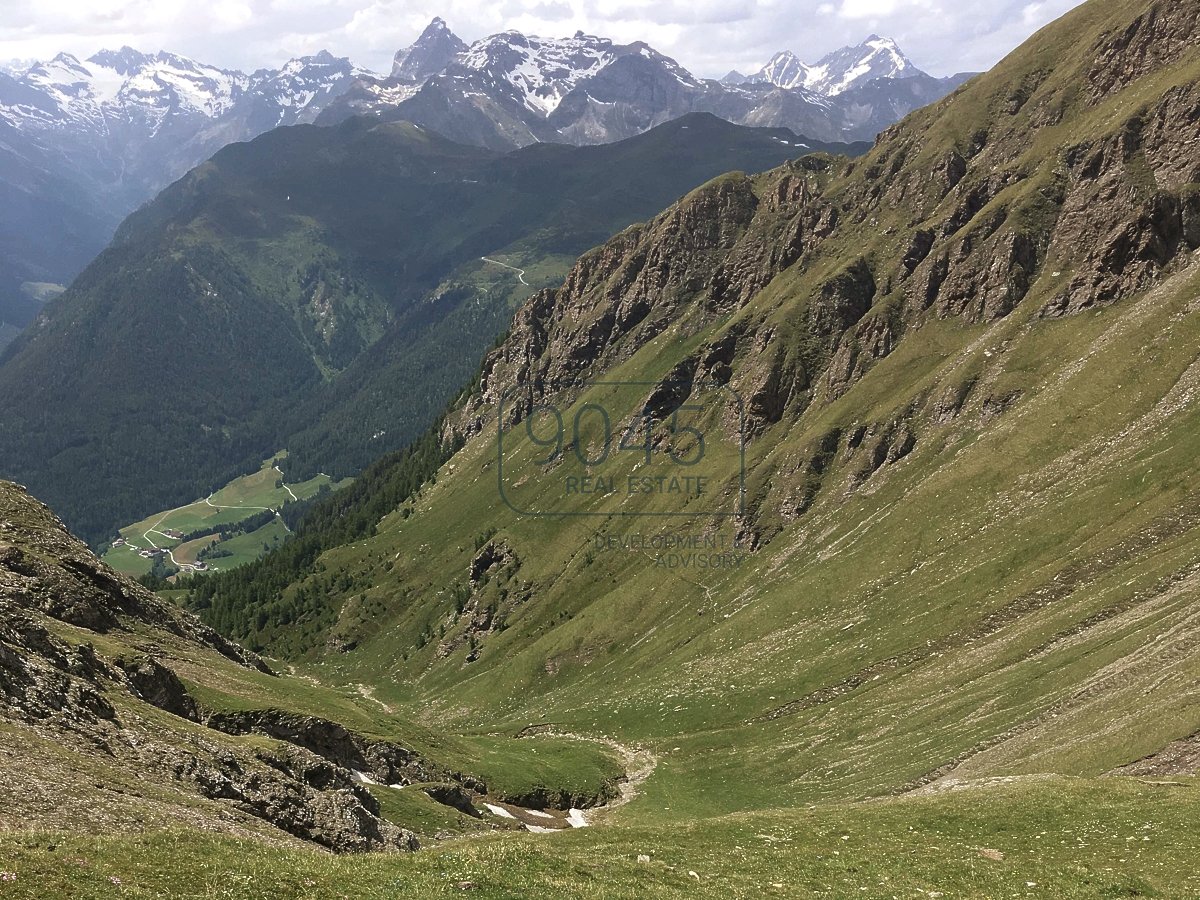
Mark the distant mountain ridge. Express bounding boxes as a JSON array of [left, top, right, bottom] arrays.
[[322, 19, 975, 149], [739, 35, 921, 94]]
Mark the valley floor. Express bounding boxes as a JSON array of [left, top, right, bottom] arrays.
[[1, 776, 1197, 898]]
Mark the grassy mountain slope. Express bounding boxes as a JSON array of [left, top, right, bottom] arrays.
[[0, 480, 621, 855], [192, 0, 1200, 832], [0, 114, 858, 545], [4, 0, 1200, 895]]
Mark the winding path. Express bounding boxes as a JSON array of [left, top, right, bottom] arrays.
[[204, 492, 292, 536], [481, 256, 529, 285], [275, 466, 299, 502], [140, 512, 183, 567]]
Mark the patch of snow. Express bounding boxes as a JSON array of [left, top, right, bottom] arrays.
[[567, 808, 590, 828], [484, 802, 516, 819]]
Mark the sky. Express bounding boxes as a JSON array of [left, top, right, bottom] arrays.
[[0, 0, 1088, 79]]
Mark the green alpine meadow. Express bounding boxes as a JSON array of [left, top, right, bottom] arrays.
[[2, 0, 1200, 897]]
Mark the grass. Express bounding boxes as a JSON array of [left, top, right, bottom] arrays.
[[367, 784, 494, 844], [1, 776, 1197, 898], [102, 453, 341, 576], [202, 517, 290, 568]]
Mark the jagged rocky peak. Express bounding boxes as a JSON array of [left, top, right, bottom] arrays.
[[456, 29, 625, 114], [811, 34, 917, 93], [0, 42, 373, 135], [392, 16, 468, 81], [749, 50, 819, 91], [260, 50, 361, 87], [25, 52, 91, 83], [283, 49, 341, 69]]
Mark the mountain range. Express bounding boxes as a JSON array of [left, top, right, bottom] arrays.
[[0, 48, 369, 347], [322, 19, 973, 150], [0, 24, 969, 350]]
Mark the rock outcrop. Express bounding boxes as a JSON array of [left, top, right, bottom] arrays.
[[0, 480, 416, 853]]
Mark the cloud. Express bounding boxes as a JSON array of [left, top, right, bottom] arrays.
[[837, 0, 906, 18], [0, 0, 1089, 80]]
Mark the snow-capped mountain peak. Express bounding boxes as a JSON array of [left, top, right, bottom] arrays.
[[747, 50, 820, 92], [748, 36, 920, 97], [450, 29, 700, 116], [0, 58, 36, 76], [811, 34, 917, 95], [86, 46, 155, 76], [250, 51, 373, 120], [116, 53, 243, 117], [0, 45, 381, 136]]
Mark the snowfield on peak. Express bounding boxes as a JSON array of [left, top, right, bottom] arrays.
[[460, 32, 619, 115], [313, 19, 963, 149]]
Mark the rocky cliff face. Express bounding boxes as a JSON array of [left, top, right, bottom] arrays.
[[452, 0, 1200, 547], [392, 17, 468, 81]]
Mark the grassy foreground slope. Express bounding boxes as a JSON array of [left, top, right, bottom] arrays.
[[4, 777, 1200, 898], [0, 480, 622, 869], [193, 0, 1200, 835], [4, 0, 1200, 895]]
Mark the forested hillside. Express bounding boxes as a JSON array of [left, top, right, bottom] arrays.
[[0, 114, 861, 543]]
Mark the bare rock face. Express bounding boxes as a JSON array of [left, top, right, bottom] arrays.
[[391, 18, 467, 82], [204, 708, 482, 790], [0, 483, 268, 672], [0, 606, 116, 727], [116, 656, 200, 722], [1085, 2, 1200, 103], [163, 744, 419, 853]]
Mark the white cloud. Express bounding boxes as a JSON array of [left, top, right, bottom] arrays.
[[837, 0, 902, 17]]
